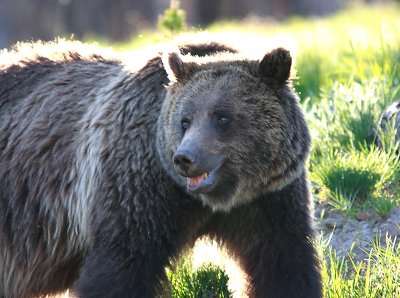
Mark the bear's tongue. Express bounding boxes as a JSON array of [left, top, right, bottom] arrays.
[[187, 172, 209, 188]]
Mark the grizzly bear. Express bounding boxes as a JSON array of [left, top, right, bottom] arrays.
[[0, 40, 321, 298]]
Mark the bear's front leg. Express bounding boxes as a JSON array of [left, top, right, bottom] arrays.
[[233, 222, 322, 298], [73, 226, 177, 298], [209, 187, 322, 297]]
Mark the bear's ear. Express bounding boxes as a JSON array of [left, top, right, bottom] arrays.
[[259, 48, 292, 85], [163, 52, 199, 83]]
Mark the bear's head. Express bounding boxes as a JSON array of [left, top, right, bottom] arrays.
[[157, 47, 310, 212]]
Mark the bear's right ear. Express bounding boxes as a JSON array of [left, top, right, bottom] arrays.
[[163, 52, 199, 83], [259, 48, 292, 85]]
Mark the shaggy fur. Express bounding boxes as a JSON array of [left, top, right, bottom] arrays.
[[0, 40, 321, 298]]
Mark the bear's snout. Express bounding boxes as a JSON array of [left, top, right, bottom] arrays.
[[173, 139, 222, 179], [173, 149, 197, 174]]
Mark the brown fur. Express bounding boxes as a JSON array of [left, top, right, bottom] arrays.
[[0, 40, 321, 298], [160, 49, 310, 211]]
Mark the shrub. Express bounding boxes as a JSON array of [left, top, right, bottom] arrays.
[[166, 256, 232, 298], [158, 0, 186, 35]]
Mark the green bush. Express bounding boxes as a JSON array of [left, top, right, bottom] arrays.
[[158, 0, 186, 35], [166, 256, 232, 298]]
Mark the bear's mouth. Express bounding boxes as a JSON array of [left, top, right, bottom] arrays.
[[186, 165, 221, 193], [187, 172, 209, 188]]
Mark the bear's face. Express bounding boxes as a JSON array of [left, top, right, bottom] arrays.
[[158, 48, 310, 212]]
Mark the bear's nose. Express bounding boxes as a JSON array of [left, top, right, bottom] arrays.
[[173, 150, 197, 173]]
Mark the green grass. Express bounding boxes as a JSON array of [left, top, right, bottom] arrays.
[[311, 144, 400, 217], [118, 2, 400, 296], [207, 3, 400, 102], [320, 235, 400, 298]]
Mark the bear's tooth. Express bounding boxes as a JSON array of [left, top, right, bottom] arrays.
[[187, 173, 209, 188], [187, 175, 203, 187]]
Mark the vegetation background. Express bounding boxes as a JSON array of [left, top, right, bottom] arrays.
[[3, 0, 399, 297], [0, 0, 363, 49]]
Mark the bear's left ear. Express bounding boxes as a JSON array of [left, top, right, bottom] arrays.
[[163, 51, 199, 83], [259, 48, 292, 85]]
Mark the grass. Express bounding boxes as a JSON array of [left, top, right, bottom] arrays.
[[116, 2, 400, 297], [311, 144, 400, 217], [320, 235, 400, 298]]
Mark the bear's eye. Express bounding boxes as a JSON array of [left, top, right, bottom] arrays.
[[217, 115, 230, 126], [181, 118, 191, 131]]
